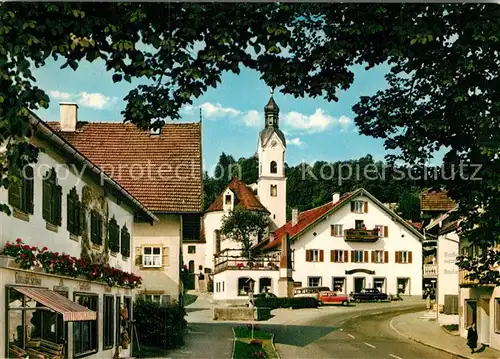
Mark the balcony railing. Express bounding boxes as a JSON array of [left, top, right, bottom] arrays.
[[214, 248, 293, 274], [344, 229, 380, 242], [459, 269, 479, 287], [423, 264, 438, 278]]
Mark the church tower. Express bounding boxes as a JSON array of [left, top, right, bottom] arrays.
[[257, 90, 287, 230]]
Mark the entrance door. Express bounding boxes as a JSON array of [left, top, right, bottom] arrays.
[[354, 277, 365, 293], [397, 278, 410, 295], [373, 278, 386, 293], [466, 300, 477, 330], [480, 298, 490, 345], [333, 277, 346, 293]]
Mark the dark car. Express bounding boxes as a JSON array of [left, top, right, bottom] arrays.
[[351, 288, 388, 302], [255, 291, 277, 299]]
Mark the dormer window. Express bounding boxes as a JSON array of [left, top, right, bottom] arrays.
[[270, 161, 277, 174], [225, 194, 231, 205]]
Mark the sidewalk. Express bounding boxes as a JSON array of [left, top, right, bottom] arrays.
[[390, 311, 500, 359]]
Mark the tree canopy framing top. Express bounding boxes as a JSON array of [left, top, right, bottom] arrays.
[[1, 3, 499, 257]]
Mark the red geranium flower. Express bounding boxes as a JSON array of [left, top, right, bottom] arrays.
[[16, 238, 22, 244], [31, 246, 36, 251], [42, 246, 48, 251], [23, 245, 30, 250], [6, 242, 11, 248]]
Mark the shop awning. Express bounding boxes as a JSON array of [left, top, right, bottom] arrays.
[[14, 287, 97, 321]]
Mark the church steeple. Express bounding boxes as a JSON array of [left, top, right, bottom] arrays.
[[264, 88, 279, 128]]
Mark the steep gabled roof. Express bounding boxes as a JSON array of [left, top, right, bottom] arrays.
[[48, 121, 202, 213], [206, 177, 268, 213], [420, 189, 456, 212], [259, 188, 425, 252]]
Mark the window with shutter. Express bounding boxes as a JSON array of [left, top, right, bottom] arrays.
[[8, 166, 34, 214], [42, 168, 62, 226], [8, 180, 22, 210], [108, 217, 120, 253], [384, 226, 389, 238], [364, 251, 369, 263], [384, 251, 389, 263], [55, 185, 62, 226], [67, 187, 82, 236], [24, 166, 34, 213], [344, 250, 349, 262], [121, 225, 130, 257], [90, 211, 101, 244], [364, 201, 368, 213], [319, 250, 324, 262]]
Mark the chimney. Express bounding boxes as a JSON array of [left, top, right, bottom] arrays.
[[332, 192, 340, 203], [60, 103, 78, 132], [292, 208, 299, 226]]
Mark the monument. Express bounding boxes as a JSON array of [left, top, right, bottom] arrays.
[[277, 233, 294, 297]]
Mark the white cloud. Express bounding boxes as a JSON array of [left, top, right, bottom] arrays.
[[48, 90, 115, 110], [181, 102, 240, 119], [338, 115, 353, 132], [282, 109, 354, 134], [242, 110, 261, 128], [79, 92, 111, 110], [288, 137, 306, 148], [49, 90, 73, 101]]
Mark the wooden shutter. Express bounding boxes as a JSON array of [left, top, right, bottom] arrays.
[[330, 250, 334, 262], [408, 251, 413, 264], [384, 226, 389, 238], [384, 251, 389, 263], [364, 201, 368, 213], [305, 250, 311, 262], [55, 185, 62, 225], [135, 247, 142, 266], [344, 250, 349, 262], [319, 250, 324, 262], [350, 202, 355, 212], [162, 247, 170, 267], [91, 211, 98, 243], [42, 179, 51, 221], [25, 166, 34, 214], [330, 225, 335, 236], [8, 181, 22, 210], [76, 201, 82, 235], [395, 251, 400, 263], [351, 251, 355, 262], [364, 251, 369, 263], [67, 193, 75, 233], [371, 251, 375, 263]]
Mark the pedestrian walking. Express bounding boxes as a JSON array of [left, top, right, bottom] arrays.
[[467, 324, 478, 354]]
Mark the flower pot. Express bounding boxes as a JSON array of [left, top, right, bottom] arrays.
[[0, 255, 20, 269]]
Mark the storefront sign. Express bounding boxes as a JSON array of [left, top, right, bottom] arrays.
[[15, 272, 42, 286], [79, 281, 91, 291], [345, 268, 375, 275]]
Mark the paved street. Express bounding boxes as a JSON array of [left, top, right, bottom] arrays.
[[170, 296, 468, 359]]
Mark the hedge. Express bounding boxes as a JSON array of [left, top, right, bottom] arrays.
[[134, 298, 187, 349], [254, 297, 318, 309]]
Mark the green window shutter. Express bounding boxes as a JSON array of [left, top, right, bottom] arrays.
[[42, 179, 52, 221], [67, 192, 75, 233], [24, 166, 34, 214], [91, 211, 98, 243], [55, 185, 62, 226], [98, 215, 104, 245], [8, 181, 22, 210], [76, 201, 82, 235]]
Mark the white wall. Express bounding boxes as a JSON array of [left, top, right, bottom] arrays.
[[0, 139, 133, 273], [257, 132, 286, 229], [133, 214, 181, 300], [291, 194, 423, 296], [213, 269, 280, 301], [437, 231, 459, 325]]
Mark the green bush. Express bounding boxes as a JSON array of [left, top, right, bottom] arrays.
[[134, 298, 187, 349], [254, 297, 318, 309]]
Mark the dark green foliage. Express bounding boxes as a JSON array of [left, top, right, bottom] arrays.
[[133, 298, 187, 350], [254, 296, 318, 310], [396, 190, 421, 221]]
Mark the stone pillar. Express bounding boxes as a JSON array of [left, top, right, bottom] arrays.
[[277, 233, 294, 297]]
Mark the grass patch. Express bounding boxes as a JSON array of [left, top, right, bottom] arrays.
[[183, 293, 198, 307], [442, 324, 459, 331], [133, 345, 171, 358], [233, 327, 279, 359]]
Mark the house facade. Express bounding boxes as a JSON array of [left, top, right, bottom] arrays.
[[49, 105, 203, 302], [259, 188, 425, 296], [0, 110, 157, 358]]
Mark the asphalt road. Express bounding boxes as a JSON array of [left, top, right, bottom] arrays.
[[261, 306, 458, 359]]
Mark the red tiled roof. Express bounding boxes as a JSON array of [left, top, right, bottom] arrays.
[[262, 192, 354, 251], [420, 189, 455, 212], [48, 122, 202, 213], [407, 221, 423, 231], [206, 177, 268, 213]]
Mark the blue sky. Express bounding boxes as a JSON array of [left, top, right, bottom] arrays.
[[32, 59, 394, 173]]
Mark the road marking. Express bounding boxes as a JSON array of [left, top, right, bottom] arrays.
[[347, 334, 355, 339], [389, 354, 403, 359], [364, 342, 376, 348], [372, 311, 382, 315]]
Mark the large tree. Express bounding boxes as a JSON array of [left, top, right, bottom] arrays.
[[1, 3, 499, 262]]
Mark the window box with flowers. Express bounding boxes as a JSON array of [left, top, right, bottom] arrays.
[[1, 238, 142, 288]]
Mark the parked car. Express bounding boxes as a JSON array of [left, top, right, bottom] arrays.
[[255, 291, 277, 299], [350, 288, 388, 302], [318, 291, 351, 306], [293, 286, 331, 300]]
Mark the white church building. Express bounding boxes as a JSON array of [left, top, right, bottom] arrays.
[[191, 94, 425, 301]]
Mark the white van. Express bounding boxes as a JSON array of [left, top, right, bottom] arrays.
[[293, 286, 331, 300]]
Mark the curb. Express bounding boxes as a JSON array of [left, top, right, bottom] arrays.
[[389, 316, 470, 359], [231, 328, 236, 359], [440, 325, 460, 337], [270, 334, 281, 359]]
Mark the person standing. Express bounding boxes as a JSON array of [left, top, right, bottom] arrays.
[[467, 324, 478, 354]]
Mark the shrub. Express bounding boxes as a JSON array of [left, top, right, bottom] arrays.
[[254, 297, 318, 309], [134, 298, 187, 349]]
